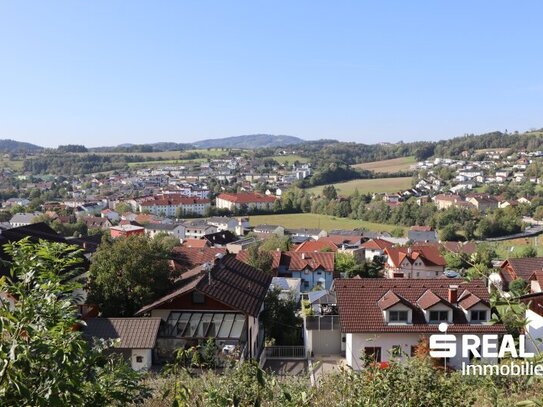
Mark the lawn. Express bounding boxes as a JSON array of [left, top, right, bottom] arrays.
[[353, 156, 416, 173], [307, 177, 413, 196], [248, 213, 405, 234]]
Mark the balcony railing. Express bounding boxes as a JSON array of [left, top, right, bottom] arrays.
[[264, 346, 307, 359], [305, 315, 341, 331]]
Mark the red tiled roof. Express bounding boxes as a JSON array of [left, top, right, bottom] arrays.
[[385, 246, 446, 268], [217, 192, 276, 204], [333, 278, 505, 334], [529, 271, 543, 288], [278, 251, 335, 272], [294, 240, 338, 252], [441, 241, 477, 255], [410, 226, 433, 232], [182, 239, 209, 249], [361, 238, 394, 251], [378, 290, 403, 310]]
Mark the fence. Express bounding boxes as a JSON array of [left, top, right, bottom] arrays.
[[264, 346, 307, 359]]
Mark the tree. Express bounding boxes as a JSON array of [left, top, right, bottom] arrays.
[[245, 242, 273, 273], [0, 239, 149, 406], [259, 235, 290, 252], [322, 185, 337, 200], [87, 235, 173, 316], [261, 288, 302, 345], [334, 253, 358, 276], [114, 202, 132, 214], [439, 224, 459, 241]]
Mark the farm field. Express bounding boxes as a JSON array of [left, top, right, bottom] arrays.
[[248, 213, 405, 234], [307, 177, 412, 196], [0, 157, 24, 171], [353, 156, 416, 173]]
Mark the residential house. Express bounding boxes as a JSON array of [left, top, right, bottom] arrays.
[[135, 254, 272, 362], [466, 194, 499, 212], [334, 278, 506, 370], [172, 245, 227, 271], [9, 211, 43, 227], [270, 277, 302, 303], [81, 216, 112, 230], [101, 209, 120, 222], [144, 223, 185, 240], [432, 194, 464, 210], [139, 196, 210, 217], [361, 238, 394, 261], [225, 237, 260, 254], [215, 192, 276, 212], [203, 230, 238, 247], [83, 318, 161, 371], [273, 251, 337, 291], [110, 224, 145, 238], [384, 246, 446, 278], [499, 257, 543, 290], [182, 219, 218, 239], [287, 228, 327, 242], [253, 224, 285, 238], [294, 240, 338, 253], [408, 226, 438, 242]]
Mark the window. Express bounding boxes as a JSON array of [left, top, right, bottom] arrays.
[[391, 345, 402, 357], [410, 345, 418, 357], [136, 356, 143, 363], [471, 310, 487, 322], [192, 291, 205, 304], [389, 310, 409, 322], [364, 347, 381, 363], [429, 310, 448, 322]]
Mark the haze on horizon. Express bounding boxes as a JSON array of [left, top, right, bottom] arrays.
[[0, 1, 542, 148]]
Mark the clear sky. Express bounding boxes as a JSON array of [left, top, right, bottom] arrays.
[[0, 1, 542, 147]]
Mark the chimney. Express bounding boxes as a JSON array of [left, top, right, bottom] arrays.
[[407, 247, 413, 255], [448, 285, 458, 304], [301, 253, 306, 260]]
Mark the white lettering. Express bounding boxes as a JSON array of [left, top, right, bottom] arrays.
[[429, 334, 456, 358], [462, 335, 481, 358], [482, 334, 498, 358], [519, 335, 535, 358], [498, 335, 517, 358]]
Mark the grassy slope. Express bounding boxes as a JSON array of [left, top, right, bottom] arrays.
[[353, 156, 416, 173], [248, 213, 405, 233], [307, 177, 412, 196]]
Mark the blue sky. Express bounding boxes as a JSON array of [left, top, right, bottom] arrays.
[[0, 1, 542, 147]]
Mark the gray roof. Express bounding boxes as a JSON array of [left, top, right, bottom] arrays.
[[9, 212, 42, 224], [144, 223, 181, 231], [83, 318, 161, 349]]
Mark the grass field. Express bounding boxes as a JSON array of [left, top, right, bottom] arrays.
[[490, 236, 543, 259], [268, 155, 310, 165], [127, 158, 207, 167], [248, 213, 405, 234], [353, 156, 416, 173], [0, 157, 24, 171], [307, 177, 412, 196]]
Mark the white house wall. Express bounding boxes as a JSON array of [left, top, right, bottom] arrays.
[[131, 349, 153, 371]]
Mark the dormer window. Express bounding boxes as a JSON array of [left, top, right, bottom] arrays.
[[389, 310, 409, 322], [429, 310, 448, 322], [471, 310, 487, 322]]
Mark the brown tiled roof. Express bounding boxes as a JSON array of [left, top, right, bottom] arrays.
[[173, 246, 227, 269], [416, 289, 449, 310], [136, 254, 272, 317], [457, 290, 485, 310], [319, 235, 361, 246], [83, 318, 161, 349], [361, 238, 394, 251], [529, 271, 543, 288], [441, 241, 477, 255], [410, 226, 433, 232], [181, 239, 209, 248], [500, 257, 543, 282], [333, 278, 505, 334], [294, 240, 338, 252], [378, 290, 403, 310]]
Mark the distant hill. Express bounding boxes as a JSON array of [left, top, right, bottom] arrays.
[[0, 139, 43, 153], [192, 134, 304, 149], [91, 142, 192, 153]]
